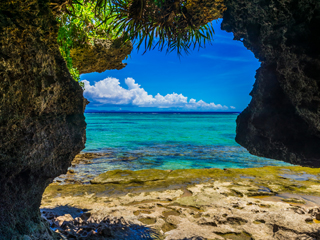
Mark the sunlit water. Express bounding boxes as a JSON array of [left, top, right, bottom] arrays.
[[56, 113, 292, 183]]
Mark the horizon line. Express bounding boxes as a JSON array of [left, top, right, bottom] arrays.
[[85, 111, 241, 114]]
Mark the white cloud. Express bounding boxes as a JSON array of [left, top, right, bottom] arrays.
[[230, 106, 236, 109], [82, 77, 230, 110]]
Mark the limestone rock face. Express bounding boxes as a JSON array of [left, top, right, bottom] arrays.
[[0, 0, 86, 238], [222, 0, 320, 167], [70, 38, 133, 74]]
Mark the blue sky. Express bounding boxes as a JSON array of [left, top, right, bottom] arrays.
[[81, 19, 260, 112]]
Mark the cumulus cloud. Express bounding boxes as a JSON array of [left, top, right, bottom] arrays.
[[230, 106, 236, 109], [82, 77, 230, 110]]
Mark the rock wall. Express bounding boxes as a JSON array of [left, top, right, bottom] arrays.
[[71, 38, 133, 74], [222, 0, 320, 167], [0, 0, 87, 239]]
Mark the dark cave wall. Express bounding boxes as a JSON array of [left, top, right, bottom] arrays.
[[0, 0, 86, 238], [222, 0, 320, 167]]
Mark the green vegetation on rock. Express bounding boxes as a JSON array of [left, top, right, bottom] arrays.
[[43, 166, 320, 201], [56, 0, 121, 84], [55, 0, 226, 82], [42, 166, 320, 239], [91, 169, 170, 184]]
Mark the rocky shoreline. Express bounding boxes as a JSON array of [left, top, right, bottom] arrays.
[[38, 154, 320, 239]]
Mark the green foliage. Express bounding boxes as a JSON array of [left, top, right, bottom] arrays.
[[57, 1, 122, 46], [57, 24, 82, 87], [56, 0, 121, 87], [56, 0, 219, 84], [102, 0, 216, 55]]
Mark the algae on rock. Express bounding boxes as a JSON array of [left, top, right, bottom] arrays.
[[44, 167, 320, 200], [41, 166, 320, 239]]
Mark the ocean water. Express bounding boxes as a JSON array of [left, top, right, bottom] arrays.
[[57, 112, 292, 183]]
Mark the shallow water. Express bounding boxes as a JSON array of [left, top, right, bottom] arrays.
[[84, 113, 291, 168], [57, 113, 292, 183], [85, 112, 243, 150], [84, 113, 292, 169], [279, 173, 317, 181]]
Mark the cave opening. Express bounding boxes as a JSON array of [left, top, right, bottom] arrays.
[[41, 3, 320, 236], [1, 0, 320, 239], [51, 19, 294, 186]]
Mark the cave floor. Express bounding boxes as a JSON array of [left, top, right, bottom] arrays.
[[41, 163, 320, 239]]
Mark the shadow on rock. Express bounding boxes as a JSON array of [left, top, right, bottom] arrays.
[[41, 205, 89, 219], [41, 206, 160, 239]]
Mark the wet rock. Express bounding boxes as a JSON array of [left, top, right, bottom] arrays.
[[231, 185, 275, 197], [214, 232, 253, 240], [55, 214, 74, 227], [72, 152, 110, 165], [138, 217, 157, 225], [134, 210, 152, 216], [253, 219, 266, 224], [165, 215, 181, 226], [308, 207, 320, 221], [294, 208, 307, 215], [41, 211, 55, 220], [281, 198, 306, 204], [91, 169, 170, 184], [226, 217, 248, 225], [98, 226, 113, 237], [161, 222, 178, 233], [162, 210, 180, 218], [80, 212, 92, 221], [197, 218, 217, 227]]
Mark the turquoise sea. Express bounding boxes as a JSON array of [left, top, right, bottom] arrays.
[[57, 112, 292, 183]]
